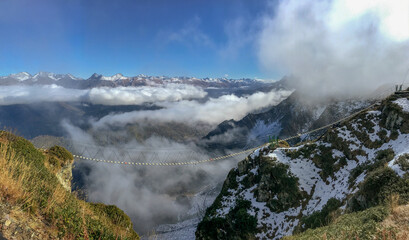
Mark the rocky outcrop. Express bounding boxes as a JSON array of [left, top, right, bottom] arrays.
[[46, 145, 74, 192], [56, 162, 73, 192]]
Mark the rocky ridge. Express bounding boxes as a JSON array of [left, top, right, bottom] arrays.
[[196, 92, 409, 239]]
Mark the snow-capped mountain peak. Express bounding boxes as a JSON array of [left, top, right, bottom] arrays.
[[100, 73, 128, 81], [10, 72, 31, 81], [67, 74, 79, 80], [31, 72, 81, 81], [33, 72, 57, 81]]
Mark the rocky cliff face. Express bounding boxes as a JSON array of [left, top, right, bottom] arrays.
[[196, 93, 409, 239], [44, 145, 74, 192], [56, 161, 73, 192]]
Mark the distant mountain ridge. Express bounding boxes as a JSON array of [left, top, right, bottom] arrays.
[[204, 91, 373, 149], [0, 72, 272, 89]]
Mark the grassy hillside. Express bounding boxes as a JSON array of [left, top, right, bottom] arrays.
[[0, 131, 139, 239], [283, 206, 391, 240]]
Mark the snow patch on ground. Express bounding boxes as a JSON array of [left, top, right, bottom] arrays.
[[248, 120, 282, 143], [268, 151, 319, 195], [216, 188, 238, 217], [313, 105, 327, 120], [389, 152, 409, 177], [388, 159, 406, 177], [393, 98, 409, 113]]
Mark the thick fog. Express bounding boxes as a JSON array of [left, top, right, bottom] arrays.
[[54, 83, 291, 235], [258, 0, 409, 99], [63, 121, 245, 235]]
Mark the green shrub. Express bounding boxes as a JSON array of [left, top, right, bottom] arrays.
[[286, 144, 316, 159], [390, 130, 399, 140], [92, 203, 133, 228], [49, 145, 73, 166], [396, 154, 409, 171], [297, 198, 342, 232], [196, 199, 257, 240], [201, 168, 239, 220], [349, 149, 395, 186], [284, 206, 389, 240], [311, 145, 339, 180], [253, 157, 303, 212], [350, 167, 401, 211], [376, 149, 395, 162]]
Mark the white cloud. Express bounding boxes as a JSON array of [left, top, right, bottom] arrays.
[[329, 0, 409, 41], [87, 84, 206, 105], [0, 84, 86, 105], [163, 16, 214, 48], [0, 84, 207, 105], [63, 122, 238, 234], [92, 89, 293, 128], [258, 0, 409, 99], [219, 17, 256, 59]]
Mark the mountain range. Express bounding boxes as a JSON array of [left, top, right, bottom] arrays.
[[0, 72, 271, 90]]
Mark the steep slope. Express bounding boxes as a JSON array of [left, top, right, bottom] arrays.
[[204, 91, 372, 149], [196, 92, 409, 239], [0, 131, 139, 239]]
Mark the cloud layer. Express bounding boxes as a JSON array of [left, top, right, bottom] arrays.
[[258, 0, 409, 99], [0, 84, 206, 105], [63, 122, 238, 234], [87, 84, 207, 105], [92, 89, 292, 128]]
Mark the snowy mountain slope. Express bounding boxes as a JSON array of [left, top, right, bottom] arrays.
[[204, 91, 373, 150], [10, 72, 31, 81], [0, 72, 78, 85], [100, 73, 128, 81], [196, 93, 409, 239]]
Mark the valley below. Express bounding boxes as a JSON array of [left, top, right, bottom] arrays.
[[0, 71, 408, 239]]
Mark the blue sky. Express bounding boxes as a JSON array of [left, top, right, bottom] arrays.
[[0, 0, 279, 79]]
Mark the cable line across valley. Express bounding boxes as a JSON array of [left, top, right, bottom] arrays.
[[71, 101, 380, 166]]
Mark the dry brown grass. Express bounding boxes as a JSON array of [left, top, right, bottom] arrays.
[[378, 203, 409, 240], [44, 184, 67, 217], [0, 132, 139, 239], [81, 202, 90, 240], [0, 144, 31, 204], [0, 143, 60, 239], [387, 194, 400, 214]]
